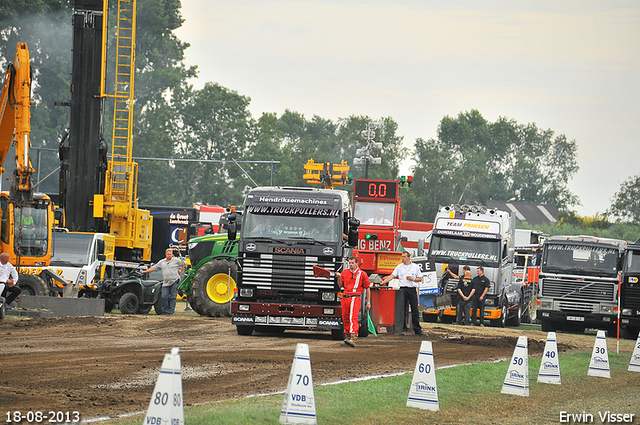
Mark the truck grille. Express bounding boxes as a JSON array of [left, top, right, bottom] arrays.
[[556, 301, 596, 313], [622, 285, 640, 309], [241, 254, 337, 294], [541, 278, 614, 302]]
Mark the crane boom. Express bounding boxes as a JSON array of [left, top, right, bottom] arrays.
[[0, 42, 36, 203]]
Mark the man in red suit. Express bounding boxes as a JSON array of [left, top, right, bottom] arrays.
[[338, 257, 371, 347]]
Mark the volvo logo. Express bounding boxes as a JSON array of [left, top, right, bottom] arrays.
[[246, 243, 257, 251], [323, 247, 334, 255]]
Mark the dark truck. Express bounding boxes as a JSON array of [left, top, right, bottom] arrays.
[[231, 186, 359, 339], [538, 235, 627, 334], [620, 238, 640, 339]]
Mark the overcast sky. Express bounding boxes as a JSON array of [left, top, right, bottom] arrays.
[[175, 0, 640, 217]]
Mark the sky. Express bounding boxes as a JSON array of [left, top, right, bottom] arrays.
[[175, 0, 640, 217]]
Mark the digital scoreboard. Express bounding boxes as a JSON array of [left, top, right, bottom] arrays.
[[353, 179, 398, 200]]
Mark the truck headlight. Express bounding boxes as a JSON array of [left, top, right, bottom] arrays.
[[321, 292, 336, 302], [541, 301, 552, 310], [622, 308, 632, 316], [238, 304, 250, 312], [601, 305, 613, 314], [77, 270, 87, 287], [323, 308, 335, 315], [239, 288, 254, 297]]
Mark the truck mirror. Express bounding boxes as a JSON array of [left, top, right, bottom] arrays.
[[227, 213, 237, 241], [97, 254, 106, 262], [347, 217, 360, 247]]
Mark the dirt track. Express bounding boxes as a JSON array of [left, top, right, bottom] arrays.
[[0, 310, 632, 422]]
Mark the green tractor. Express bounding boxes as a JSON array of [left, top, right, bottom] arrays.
[[178, 212, 240, 317]]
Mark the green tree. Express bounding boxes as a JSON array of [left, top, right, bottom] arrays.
[[405, 110, 580, 222], [608, 175, 640, 224]]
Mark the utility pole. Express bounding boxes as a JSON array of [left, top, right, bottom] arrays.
[[353, 122, 383, 178]]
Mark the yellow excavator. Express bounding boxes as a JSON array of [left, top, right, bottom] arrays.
[[0, 42, 56, 295]]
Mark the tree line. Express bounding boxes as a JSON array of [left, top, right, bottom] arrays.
[[2, 0, 638, 227]]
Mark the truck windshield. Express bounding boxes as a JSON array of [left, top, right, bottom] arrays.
[[543, 244, 619, 276], [243, 213, 342, 244], [51, 233, 94, 266], [624, 249, 640, 273], [14, 205, 49, 257], [354, 201, 395, 226], [428, 235, 501, 266]]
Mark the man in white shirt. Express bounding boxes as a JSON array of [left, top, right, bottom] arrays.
[[381, 251, 425, 336], [0, 252, 21, 307], [142, 249, 185, 314]]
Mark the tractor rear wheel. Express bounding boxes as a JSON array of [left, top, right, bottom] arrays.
[[191, 259, 237, 317]]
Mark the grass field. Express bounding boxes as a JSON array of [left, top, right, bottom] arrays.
[[102, 349, 640, 425]]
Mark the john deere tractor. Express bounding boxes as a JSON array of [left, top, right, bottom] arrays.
[[178, 212, 240, 317]]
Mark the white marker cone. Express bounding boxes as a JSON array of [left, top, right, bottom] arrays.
[[628, 334, 640, 372], [280, 343, 317, 425], [143, 347, 184, 425], [588, 330, 611, 378], [538, 331, 561, 384], [501, 335, 529, 396], [406, 340, 439, 411]]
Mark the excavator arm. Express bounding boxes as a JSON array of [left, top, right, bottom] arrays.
[[0, 42, 36, 202]]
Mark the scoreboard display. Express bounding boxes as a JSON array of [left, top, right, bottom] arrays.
[[353, 180, 398, 200]]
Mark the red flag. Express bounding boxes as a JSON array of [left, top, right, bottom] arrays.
[[313, 265, 332, 279]]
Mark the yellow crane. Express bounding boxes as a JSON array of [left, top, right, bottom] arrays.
[[303, 159, 351, 189], [92, 0, 152, 261]]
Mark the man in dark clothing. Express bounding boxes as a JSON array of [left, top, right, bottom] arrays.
[[448, 265, 475, 325], [471, 266, 490, 326]]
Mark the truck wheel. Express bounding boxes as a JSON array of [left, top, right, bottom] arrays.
[[236, 325, 254, 336], [191, 259, 237, 317], [17, 274, 48, 296], [541, 319, 557, 332], [331, 328, 344, 340], [422, 312, 438, 323], [0, 297, 5, 320], [491, 305, 507, 328], [508, 303, 522, 327], [119, 292, 139, 314]]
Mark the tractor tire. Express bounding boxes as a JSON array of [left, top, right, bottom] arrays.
[[154, 297, 164, 315], [186, 293, 206, 316], [119, 292, 140, 314], [17, 273, 47, 296], [137, 305, 152, 314], [191, 259, 237, 317]]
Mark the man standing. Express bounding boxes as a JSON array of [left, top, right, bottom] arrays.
[[0, 253, 21, 307], [142, 248, 185, 315], [337, 257, 371, 347], [447, 266, 475, 325], [471, 267, 490, 326], [381, 251, 425, 336]]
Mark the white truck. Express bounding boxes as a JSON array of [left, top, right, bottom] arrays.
[[425, 204, 522, 327]]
